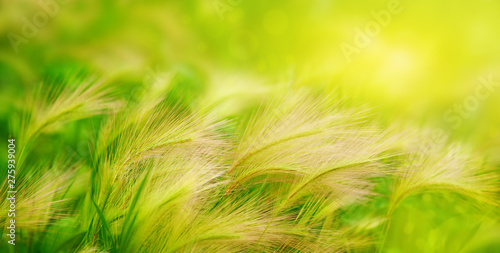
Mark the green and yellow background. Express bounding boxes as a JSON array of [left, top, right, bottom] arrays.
[[0, 0, 499, 252]]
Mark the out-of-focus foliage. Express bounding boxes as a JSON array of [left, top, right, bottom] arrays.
[[0, 0, 499, 252]]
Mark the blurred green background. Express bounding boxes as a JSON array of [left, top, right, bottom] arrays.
[[1, 0, 499, 252]]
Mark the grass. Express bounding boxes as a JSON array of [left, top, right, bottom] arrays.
[[0, 73, 499, 253]]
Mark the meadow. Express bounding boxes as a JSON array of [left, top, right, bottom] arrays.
[[0, 1, 499, 252]]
